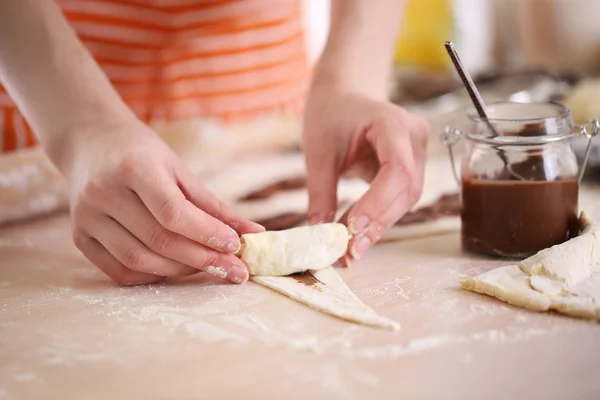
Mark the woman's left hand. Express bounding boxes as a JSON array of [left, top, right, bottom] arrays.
[[303, 87, 430, 263]]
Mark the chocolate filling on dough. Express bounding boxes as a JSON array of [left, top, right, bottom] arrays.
[[289, 270, 323, 288], [395, 193, 461, 225], [254, 212, 307, 231], [239, 176, 307, 201], [253, 193, 461, 231]]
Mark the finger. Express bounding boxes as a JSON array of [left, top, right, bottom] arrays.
[[86, 213, 199, 277], [408, 115, 430, 188], [126, 167, 242, 254], [73, 232, 164, 286], [346, 117, 421, 260], [108, 189, 250, 284], [336, 201, 356, 226], [306, 156, 339, 225], [175, 163, 264, 234]]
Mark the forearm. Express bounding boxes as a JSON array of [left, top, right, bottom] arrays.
[[0, 0, 134, 166], [313, 0, 407, 99]]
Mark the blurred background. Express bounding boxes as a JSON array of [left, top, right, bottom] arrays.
[[301, 0, 600, 171], [6, 0, 600, 224], [304, 0, 600, 101], [70, 0, 600, 182]]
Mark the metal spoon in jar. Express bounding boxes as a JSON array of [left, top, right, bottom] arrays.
[[444, 41, 526, 181]]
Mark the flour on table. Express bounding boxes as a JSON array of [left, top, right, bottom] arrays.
[[340, 325, 575, 359], [13, 372, 36, 382]]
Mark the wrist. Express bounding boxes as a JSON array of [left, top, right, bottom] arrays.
[[43, 105, 136, 177], [310, 60, 391, 101]]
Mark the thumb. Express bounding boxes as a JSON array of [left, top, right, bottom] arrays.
[[306, 158, 339, 225]]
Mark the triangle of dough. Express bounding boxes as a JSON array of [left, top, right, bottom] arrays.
[[460, 266, 600, 321], [251, 266, 400, 331], [460, 265, 551, 311]]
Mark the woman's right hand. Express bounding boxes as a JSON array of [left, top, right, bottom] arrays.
[[60, 117, 264, 286]]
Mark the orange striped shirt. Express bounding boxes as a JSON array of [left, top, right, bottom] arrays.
[[0, 0, 310, 153]]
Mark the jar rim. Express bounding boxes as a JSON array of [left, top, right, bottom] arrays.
[[466, 101, 571, 123], [465, 101, 578, 145]]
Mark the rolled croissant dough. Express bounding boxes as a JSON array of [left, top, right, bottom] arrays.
[[237, 223, 350, 276], [461, 212, 600, 321], [235, 223, 399, 330]]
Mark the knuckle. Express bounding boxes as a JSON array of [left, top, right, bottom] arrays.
[[117, 152, 145, 183], [70, 201, 87, 225], [415, 117, 431, 141], [205, 224, 221, 245], [420, 118, 432, 136], [158, 199, 186, 231], [122, 248, 149, 272], [82, 178, 108, 204], [377, 104, 407, 123], [199, 252, 219, 270], [215, 200, 230, 218], [408, 180, 423, 204], [149, 227, 178, 255], [72, 230, 89, 251], [390, 105, 408, 120], [390, 162, 422, 205]]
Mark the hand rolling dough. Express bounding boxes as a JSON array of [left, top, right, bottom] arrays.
[[237, 223, 350, 276], [460, 212, 600, 321], [238, 224, 398, 330]]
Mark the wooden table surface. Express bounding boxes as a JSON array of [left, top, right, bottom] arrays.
[[1, 153, 600, 400]]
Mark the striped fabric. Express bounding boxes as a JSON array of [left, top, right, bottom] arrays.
[[0, 0, 310, 152]]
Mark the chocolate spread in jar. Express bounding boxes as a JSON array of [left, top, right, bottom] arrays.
[[461, 178, 579, 258]]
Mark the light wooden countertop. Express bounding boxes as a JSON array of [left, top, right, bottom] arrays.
[[1, 154, 600, 400]]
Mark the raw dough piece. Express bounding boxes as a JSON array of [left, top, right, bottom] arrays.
[[461, 266, 600, 320], [460, 265, 551, 311], [251, 266, 400, 330], [518, 229, 600, 286], [237, 223, 350, 276], [460, 212, 600, 321], [0, 148, 69, 225]]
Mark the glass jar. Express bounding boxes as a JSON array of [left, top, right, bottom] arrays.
[[443, 101, 598, 258]]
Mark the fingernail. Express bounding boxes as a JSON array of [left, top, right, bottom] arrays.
[[226, 238, 241, 253], [228, 265, 249, 284], [205, 265, 227, 279], [350, 236, 371, 260], [349, 215, 370, 234], [326, 211, 337, 222], [310, 211, 337, 225]]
